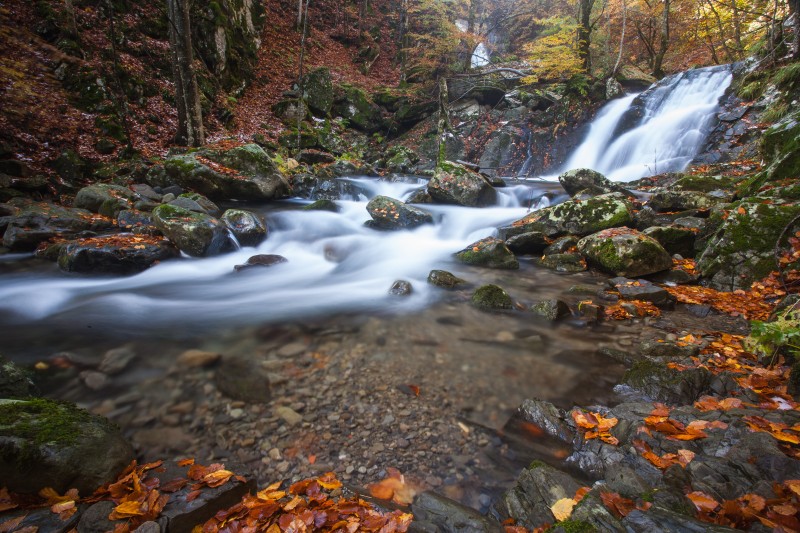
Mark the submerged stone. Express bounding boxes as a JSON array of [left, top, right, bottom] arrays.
[[234, 254, 288, 272], [471, 284, 513, 311], [455, 237, 519, 269], [427, 269, 466, 289], [221, 209, 267, 247], [152, 204, 236, 257]]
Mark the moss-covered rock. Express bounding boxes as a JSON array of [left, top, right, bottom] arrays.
[[506, 194, 634, 238], [73, 183, 136, 217], [302, 199, 340, 212], [578, 227, 673, 277], [455, 237, 519, 269], [221, 209, 267, 246], [382, 145, 420, 174], [671, 174, 739, 194], [366, 195, 433, 230], [428, 160, 496, 207], [471, 284, 514, 311], [760, 108, 800, 182], [622, 360, 711, 404], [534, 253, 587, 273], [558, 168, 629, 197], [0, 356, 37, 398], [332, 84, 384, 133], [301, 67, 334, 116], [57, 234, 180, 274], [427, 269, 466, 289], [647, 191, 725, 212], [2, 199, 114, 251], [152, 204, 236, 257], [642, 226, 696, 257], [697, 199, 800, 290], [272, 99, 309, 125], [530, 299, 571, 321], [0, 398, 134, 494]]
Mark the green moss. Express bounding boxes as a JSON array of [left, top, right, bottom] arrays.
[[672, 174, 737, 193], [545, 519, 594, 533], [471, 284, 514, 310], [528, 459, 547, 470], [594, 239, 624, 273]]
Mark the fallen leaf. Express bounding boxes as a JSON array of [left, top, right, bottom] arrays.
[[550, 498, 576, 521]]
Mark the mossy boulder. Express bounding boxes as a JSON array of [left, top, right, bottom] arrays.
[[427, 269, 466, 289], [0, 398, 134, 494], [428, 161, 496, 207], [471, 284, 514, 311], [0, 356, 37, 398], [533, 253, 587, 273], [57, 235, 180, 274], [647, 191, 724, 212], [505, 231, 549, 255], [152, 204, 236, 257], [506, 194, 634, 238], [271, 99, 309, 125], [642, 226, 696, 257], [671, 174, 739, 194], [382, 145, 420, 174], [73, 184, 136, 217], [760, 108, 800, 182], [162, 144, 290, 201], [177, 192, 221, 216], [622, 360, 711, 404], [366, 195, 433, 230], [455, 237, 519, 269], [558, 168, 629, 197], [2, 199, 114, 251], [332, 84, 384, 133], [302, 199, 340, 212], [578, 227, 673, 277], [301, 67, 334, 116], [221, 209, 267, 246], [530, 299, 571, 321], [697, 199, 800, 290]]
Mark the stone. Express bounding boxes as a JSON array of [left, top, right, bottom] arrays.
[[117, 210, 156, 234], [471, 284, 513, 311], [221, 209, 268, 247], [648, 191, 724, 212], [57, 235, 180, 274], [411, 491, 504, 533], [302, 199, 340, 212], [99, 345, 137, 375], [623, 506, 740, 532], [275, 406, 303, 426], [389, 280, 413, 296], [0, 398, 134, 494], [427, 161, 496, 207], [533, 253, 587, 273], [215, 356, 272, 403], [73, 184, 136, 217], [177, 350, 221, 368], [382, 146, 420, 174], [639, 339, 700, 359], [297, 149, 336, 165], [505, 194, 634, 238], [530, 299, 571, 321], [505, 231, 549, 255], [622, 360, 711, 404], [642, 226, 696, 257], [332, 84, 384, 133], [233, 254, 288, 272], [515, 399, 574, 443], [608, 277, 676, 307], [77, 500, 117, 533], [578, 227, 673, 277], [427, 270, 466, 289], [301, 67, 334, 115], [455, 237, 519, 269], [271, 99, 309, 125], [543, 235, 579, 255], [558, 168, 629, 197], [152, 204, 236, 257], [366, 195, 433, 230], [0, 355, 38, 398], [2, 199, 113, 251]]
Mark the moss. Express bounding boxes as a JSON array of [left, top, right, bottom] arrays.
[[594, 239, 624, 273], [528, 459, 547, 470], [672, 174, 737, 193], [623, 360, 683, 387], [551, 520, 594, 533], [471, 284, 513, 310]]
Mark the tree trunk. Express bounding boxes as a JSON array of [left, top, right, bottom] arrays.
[[577, 0, 596, 72], [167, 0, 204, 146], [790, 0, 800, 59], [612, 0, 626, 76], [651, 0, 670, 78], [436, 77, 451, 169]]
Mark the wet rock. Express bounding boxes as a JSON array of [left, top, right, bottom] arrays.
[[558, 168, 630, 197], [622, 360, 711, 404], [505, 231, 549, 255], [427, 270, 466, 289], [494, 462, 582, 529], [648, 191, 723, 212], [130, 183, 163, 202], [99, 345, 137, 375], [543, 235, 579, 255], [389, 280, 413, 296], [152, 204, 236, 257], [623, 506, 740, 532], [608, 277, 675, 307], [77, 500, 116, 533], [406, 189, 433, 204], [366, 195, 433, 230], [569, 492, 626, 532], [215, 355, 272, 403], [234, 254, 288, 272], [507, 194, 634, 238], [639, 339, 700, 359], [57, 235, 180, 274], [221, 209, 267, 247], [117, 209, 156, 234], [471, 284, 513, 311], [642, 226, 696, 257], [578, 228, 673, 277], [302, 199, 340, 212], [0, 398, 134, 494], [515, 399, 574, 443], [533, 253, 586, 273], [0, 355, 38, 398], [427, 161, 496, 207], [530, 299, 571, 321], [2, 199, 113, 251], [74, 183, 136, 217], [455, 237, 519, 269], [411, 491, 504, 533]]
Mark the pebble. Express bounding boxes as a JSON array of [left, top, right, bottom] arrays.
[[178, 349, 221, 368], [276, 461, 290, 473], [268, 448, 282, 460], [80, 370, 111, 391], [99, 345, 137, 375], [495, 331, 515, 342], [229, 408, 244, 419], [275, 406, 303, 426], [277, 342, 307, 358]]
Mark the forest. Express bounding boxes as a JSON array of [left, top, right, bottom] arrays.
[[1, 0, 800, 531]]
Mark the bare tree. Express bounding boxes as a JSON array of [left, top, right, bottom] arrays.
[[167, 0, 204, 146], [577, 0, 597, 71]]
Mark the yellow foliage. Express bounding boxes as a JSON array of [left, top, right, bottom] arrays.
[[523, 18, 584, 83]]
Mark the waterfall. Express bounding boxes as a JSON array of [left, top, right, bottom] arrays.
[[561, 64, 733, 182], [471, 43, 490, 68]]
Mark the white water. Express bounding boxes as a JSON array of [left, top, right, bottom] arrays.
[[0, 179, 548, 333], [559, 64, 733, 182], [471, 43, 490, 68]]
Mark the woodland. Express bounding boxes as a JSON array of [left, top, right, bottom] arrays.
[[1, 0, 800, 532]]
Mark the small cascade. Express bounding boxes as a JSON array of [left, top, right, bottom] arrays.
[[471, 43, 490, 68], [559, 64, 733, 182]]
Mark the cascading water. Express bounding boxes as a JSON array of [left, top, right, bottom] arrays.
[[559, 64, 733, 182], [471, 42, 490, 68]]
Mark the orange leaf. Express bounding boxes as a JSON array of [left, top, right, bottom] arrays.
[[109, 500, 144, 520], [687, 491, 719, 513]]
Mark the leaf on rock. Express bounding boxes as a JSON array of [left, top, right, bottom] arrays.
[[550, 498, 576, 521]]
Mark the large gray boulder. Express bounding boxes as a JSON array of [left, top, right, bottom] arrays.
[[73, 184, 136, 217], [558, 168, 629, 197], [161, 144, 290, 202], [366, 195, 433, 230], [0, 398, 134, 494], [301, 67, 334, 116], [577, 227, 673, 277], [221, 209, 267, 247], [2, 199, 114, 251], [57, 235, 180, 274], [504, 194, 634, 239], [427, 161, 496, 207], [152, 204, 237, 257]]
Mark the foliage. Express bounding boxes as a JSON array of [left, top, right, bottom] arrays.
[[402, 0, 461, 83], [522, 17, 584, 83], [746, 302, 800, 363]]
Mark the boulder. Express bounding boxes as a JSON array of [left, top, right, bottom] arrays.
[[152, 204, 236, 257], [0, 355, 37, 398], [234, 254, 288, 272], [161, 144, 290, 202], [427, 270, 466, 289], [73, 184, 136, 217], [301, 68, 334, 116], [642, 226, 696, 257], [221, 209, 267, 247], [505, 194, 634, 238], [389, 280, 413, 296], [0, 398, 134, 494], [175, 192, 221, 216], [57, 235, 180, 274], [455, 237, 519, 269], [505, 231, 549, 255], [215, 356, 271, 403], [332, 84, 384, 133], [697, 200, 800, 290], [648, 191, 724, 212], [366, 195, 433, 230], [471, 284, 513, 311], [382, 146, 420, 174], [530, 299, 571, 321], [558, 168, 629, 197], [578, 227, 673, 277], [533, 253, 587, 273], [427, 161, 496, 207], [271, 99, 309, 125], [2, 199, 114, 251], [117, 209, 157, 234]]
